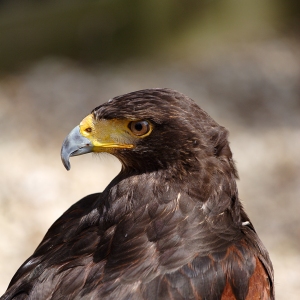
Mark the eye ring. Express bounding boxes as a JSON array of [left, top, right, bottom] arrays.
[[129, 120, 151, 136]]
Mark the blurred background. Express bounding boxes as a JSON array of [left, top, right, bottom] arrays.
[[0, 0, 299, 298]]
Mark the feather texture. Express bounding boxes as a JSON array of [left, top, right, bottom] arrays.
[[1, 89, 274, 300]]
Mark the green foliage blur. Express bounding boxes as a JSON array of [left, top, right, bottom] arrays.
[[0, 0, 299, 71]]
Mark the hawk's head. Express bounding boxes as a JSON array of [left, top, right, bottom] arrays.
[[61, 88, 235, 176]]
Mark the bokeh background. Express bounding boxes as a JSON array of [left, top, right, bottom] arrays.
[[0, 1, 299, 298]]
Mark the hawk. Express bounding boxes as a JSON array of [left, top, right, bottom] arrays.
[[2, 88, 274, 300]]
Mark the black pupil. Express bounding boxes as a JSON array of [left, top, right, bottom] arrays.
[[135, 122, 143, 131]]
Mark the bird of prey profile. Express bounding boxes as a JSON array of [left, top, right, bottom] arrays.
[[1, 88, 274, 300]]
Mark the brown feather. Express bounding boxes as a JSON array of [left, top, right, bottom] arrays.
[[1, 89, 274, 300]]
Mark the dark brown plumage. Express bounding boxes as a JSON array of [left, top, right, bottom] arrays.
[[1, 88, 274, 299]]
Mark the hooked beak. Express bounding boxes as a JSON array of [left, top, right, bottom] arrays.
[[61, 126, 93, 171], [61, 114, 137, 171]]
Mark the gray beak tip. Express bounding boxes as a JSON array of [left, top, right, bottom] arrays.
[[61, 125, 93, 171], [62, 159, 71, 171], [61, 147, 71, 171]]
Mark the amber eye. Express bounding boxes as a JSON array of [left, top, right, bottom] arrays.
[[85, 127, 92, 133], [129, 120, 150, 136]]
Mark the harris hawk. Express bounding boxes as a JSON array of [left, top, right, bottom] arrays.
[[1, 88, 274, 300]]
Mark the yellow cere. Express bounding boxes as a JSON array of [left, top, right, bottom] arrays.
[[79, 114, 135, 152]]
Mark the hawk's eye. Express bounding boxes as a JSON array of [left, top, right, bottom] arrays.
[[129, 120, 150, 136]]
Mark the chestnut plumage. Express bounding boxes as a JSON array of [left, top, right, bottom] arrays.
[[1, 88, 274, 300]]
